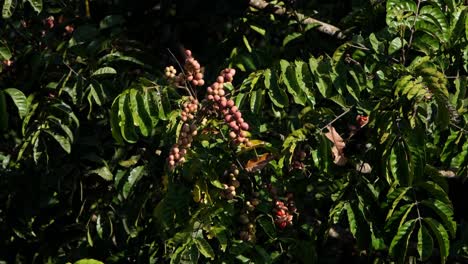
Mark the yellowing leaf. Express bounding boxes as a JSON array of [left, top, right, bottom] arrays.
[[245, 153, 274, 172]]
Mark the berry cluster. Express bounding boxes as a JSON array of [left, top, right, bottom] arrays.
[[356, 115, 369, 127], [291, 150, 307, 170], [238, 192, 261, 241], [206, 69, 252, 146], [45, 16, 54, 29], [180, 96, 199, 122], [167, 97, 199, 169], [164, 65, 177, 79], [273, 194, 296, 229], [221, 166, 241, 200], [183, 50, 204, 87]]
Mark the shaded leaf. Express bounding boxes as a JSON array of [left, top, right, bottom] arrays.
[[417, 223, 434, 261], [389, 219, 417, 263], [423, 218, 449, 264], [4, 88, 28, 119], [194, 237, 215, 260]]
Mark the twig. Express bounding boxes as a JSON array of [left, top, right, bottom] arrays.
[[403, 0, 422, 64], [166, 48, 195, 98], [248, 0, 346, 39], [348, 44, 370, 51], [320, 108, 353, 131], [63, 60, 87, 81], [451, 123, 468, 134]]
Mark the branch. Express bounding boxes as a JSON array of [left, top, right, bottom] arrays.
[[248, 0, 346, 39]]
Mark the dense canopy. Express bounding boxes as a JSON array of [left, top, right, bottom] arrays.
[[0, 0, 467, 263]]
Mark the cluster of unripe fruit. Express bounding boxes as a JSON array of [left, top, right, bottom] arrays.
[[291, 149, 307, 170], [167, 97, 199, 170], [273, 194, 296, 229], [183, 50, 205, 87], [206, 69, 252, 146], [238, 192, 261, 242], [164, 65, 177, 79], [221, 166, 241, 200], [164, 49, 204, 87], [180, 96, 199, 122]]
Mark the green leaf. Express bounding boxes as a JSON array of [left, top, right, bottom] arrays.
[[418, 5, 448, 42], [250, 25, 266, 36], [194, 237, 215, 260], [123, 165, 146, 198], [283, 32, 302, 47], [43, 129, 71, 154], [89, 164, 113, 181], [243, 35, 252, 53], [47, 116, 74, 142], [423, 218, 450, 264], [388, 37, 404, 55], [389, 219, 417, 263], [417, 224, 433, 261], [369, 33, 383, 53], [110, 96, 124, 144], [250, 89, 264, 114], [0, 41, 12, 60], [280, 60, 306, 105], [74, 259, 104, 264], [4, 88, 28, 119], [393, 140, 411, 185], [345, 202, 370, 248], [99, 15, 125, 30], [420, 199, 456, 238], [417, 181, 451, 205], [0, 91, 7, 130], [466, 11, 468, 40], [385, 203, 415, 232], [26, 0, 42, 13], [118, 93, 138, 143], [386, 187, 411, 220], [128, 89, 148, 137], [92, 67, 117, 76], [2, 0, 15, 18], [258, 215, 276, 239], [265, 68, 289, 108]]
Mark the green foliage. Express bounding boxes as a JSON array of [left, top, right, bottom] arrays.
[[0, 0, 467, 263]]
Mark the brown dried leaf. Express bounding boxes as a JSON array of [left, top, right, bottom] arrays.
[[324, 125, 345, 153], [245, 153, 274, 172], [325, 126, 347, 166]]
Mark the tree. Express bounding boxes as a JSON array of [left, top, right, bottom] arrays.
[[0, 0, 467, 263]]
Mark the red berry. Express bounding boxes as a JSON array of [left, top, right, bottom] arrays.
[[240, 122, 249, 131]]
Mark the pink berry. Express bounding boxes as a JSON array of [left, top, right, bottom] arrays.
[[229, 131, 237, 139], [241, 122, 249, 130]]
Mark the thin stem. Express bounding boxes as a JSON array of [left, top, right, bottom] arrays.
[[451, 123, 468, 134], [63, 60, 87, 81], [319, 108, 353, 131], [348, 43, 370, 51], [404, 0, 422, 64], [166, 48, 196, 99], [412, 190, 423, 224]]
